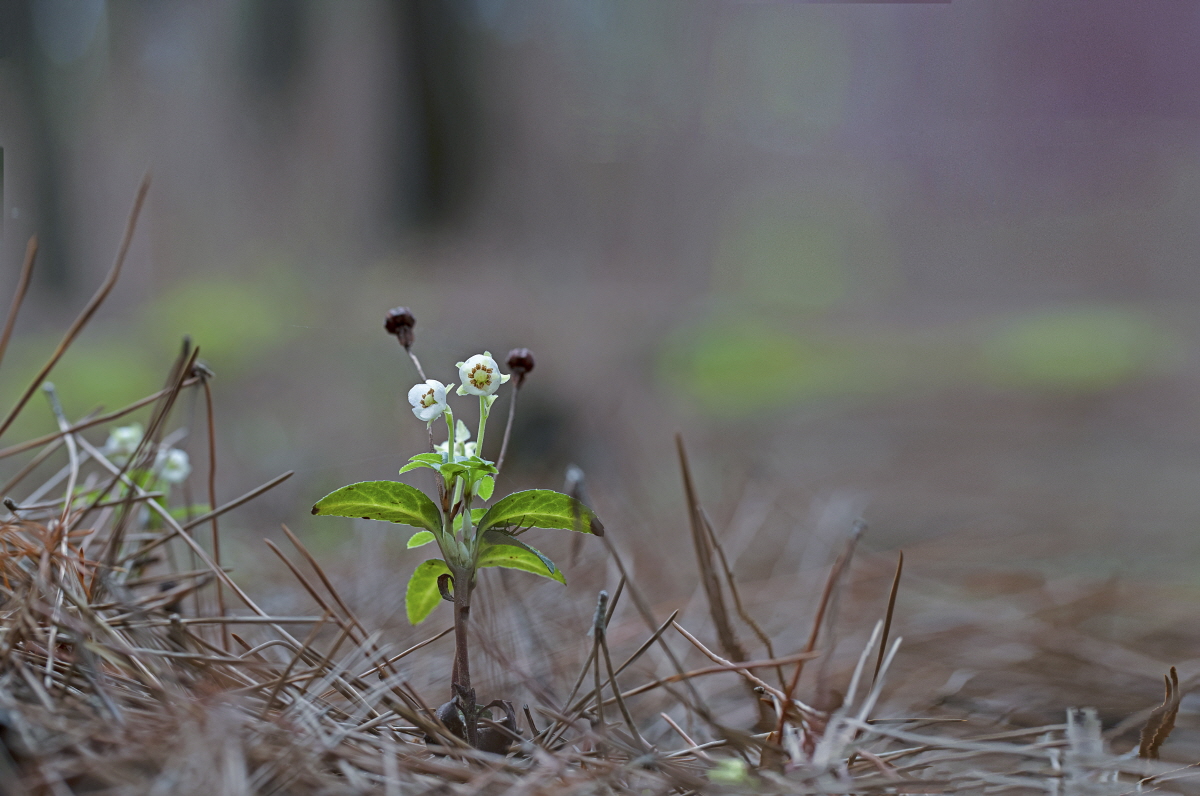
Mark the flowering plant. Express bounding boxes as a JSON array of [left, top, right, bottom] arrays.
[[311, 309, 600, 749]]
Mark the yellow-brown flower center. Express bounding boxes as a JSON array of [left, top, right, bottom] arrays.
[[468, 364, 493, 387], [420, 388, 437, 408]]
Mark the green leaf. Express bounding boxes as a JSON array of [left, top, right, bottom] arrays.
[[476, 475, 495, 500], [439, 462, 468, 480], [312, 481, 441, 533], [477, 489, 603, 536], [399, 452, 444, 476], [439, 456, 496, 488], [406, 559, 451, 624], [460, 456, 497, 475], [407, 531, 435, 548], [477, 534, 565, 584], [398, 460, 437, 476], [481, 530, 560, 577]]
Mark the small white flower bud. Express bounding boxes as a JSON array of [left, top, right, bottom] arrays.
[[156, 448, 191, 484], [104, 424, 144, 464]]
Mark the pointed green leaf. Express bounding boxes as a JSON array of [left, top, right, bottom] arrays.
[[481, 530, 560, 577], [461, 456, 497, 474], [399, 461, 437, 476], [476, 475, 495, 500], [477, 534, 565, 584], [439, 462, 468, 480], [477, 489, 603, 536], [411, 453, 444, 464], [312, 481, 440, 533], [407, 531, 435, 549], [406, 559, 451, 624]]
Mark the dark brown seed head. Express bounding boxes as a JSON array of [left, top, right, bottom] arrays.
[[506, 348, 535, 387], [384, 307, 416, 348]]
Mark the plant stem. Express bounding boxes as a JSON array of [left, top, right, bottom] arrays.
[[495, 385, 519, 475], [443, 409, 456, 464], [475, 396, 490, 457], [441, 410, 458, 516], [406, 347, 427, 381], [450, 565, 478, 747]]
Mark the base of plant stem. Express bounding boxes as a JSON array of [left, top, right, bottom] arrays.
[[430, 694, 519, 754], [451, 573, 478, 747]]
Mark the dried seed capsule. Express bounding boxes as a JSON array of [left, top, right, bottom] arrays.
[[384, 307, 416, 348], [425, 700, 467, 747], [505, 348, 535, 387]]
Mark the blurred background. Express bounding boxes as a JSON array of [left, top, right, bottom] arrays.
[[4, 0, 1200, 743]]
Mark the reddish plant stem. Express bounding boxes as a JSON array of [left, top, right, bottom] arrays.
[[450, 567, 478, 747]]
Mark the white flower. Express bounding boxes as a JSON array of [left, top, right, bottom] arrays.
[[155, 448, 191, 484], [456, 353, 510, 396], [408, 379, 450, 422], [435, 419, 478, 462], [104, 423, 144, 463]]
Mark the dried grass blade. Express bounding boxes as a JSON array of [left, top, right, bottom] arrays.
[[675, 434, 746, 665], [597, 649, 823, 712], [179, 471, 294, 532], [1139, 666, 1181, 760], [700, 505, 776, 659], [670, 620, 819, 716], [265, 539, 358, 641], [872, 550, 903, 688], [660, 711, 710, 760], [278, 524, 409, 687], [0, 236, 36, 374], [352, 626, 452, 679], [260, 612, 331, 718], [199, 375, 227, 650], [775, 519, 864, 742], [0, 176, 149, 441], [0, 381, 199, 461], [596, 532, 726, 735], [595, 591, 645, 749]]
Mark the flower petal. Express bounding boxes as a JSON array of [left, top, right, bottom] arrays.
[[407, 383, 429, 407]]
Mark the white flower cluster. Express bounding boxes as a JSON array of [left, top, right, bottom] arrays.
[[103, 423, 192, 484], [406, 352, 510, 423]]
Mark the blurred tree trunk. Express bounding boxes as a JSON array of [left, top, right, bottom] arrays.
[[0, 0, 70, 290], [391, 0, 482, 230]]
